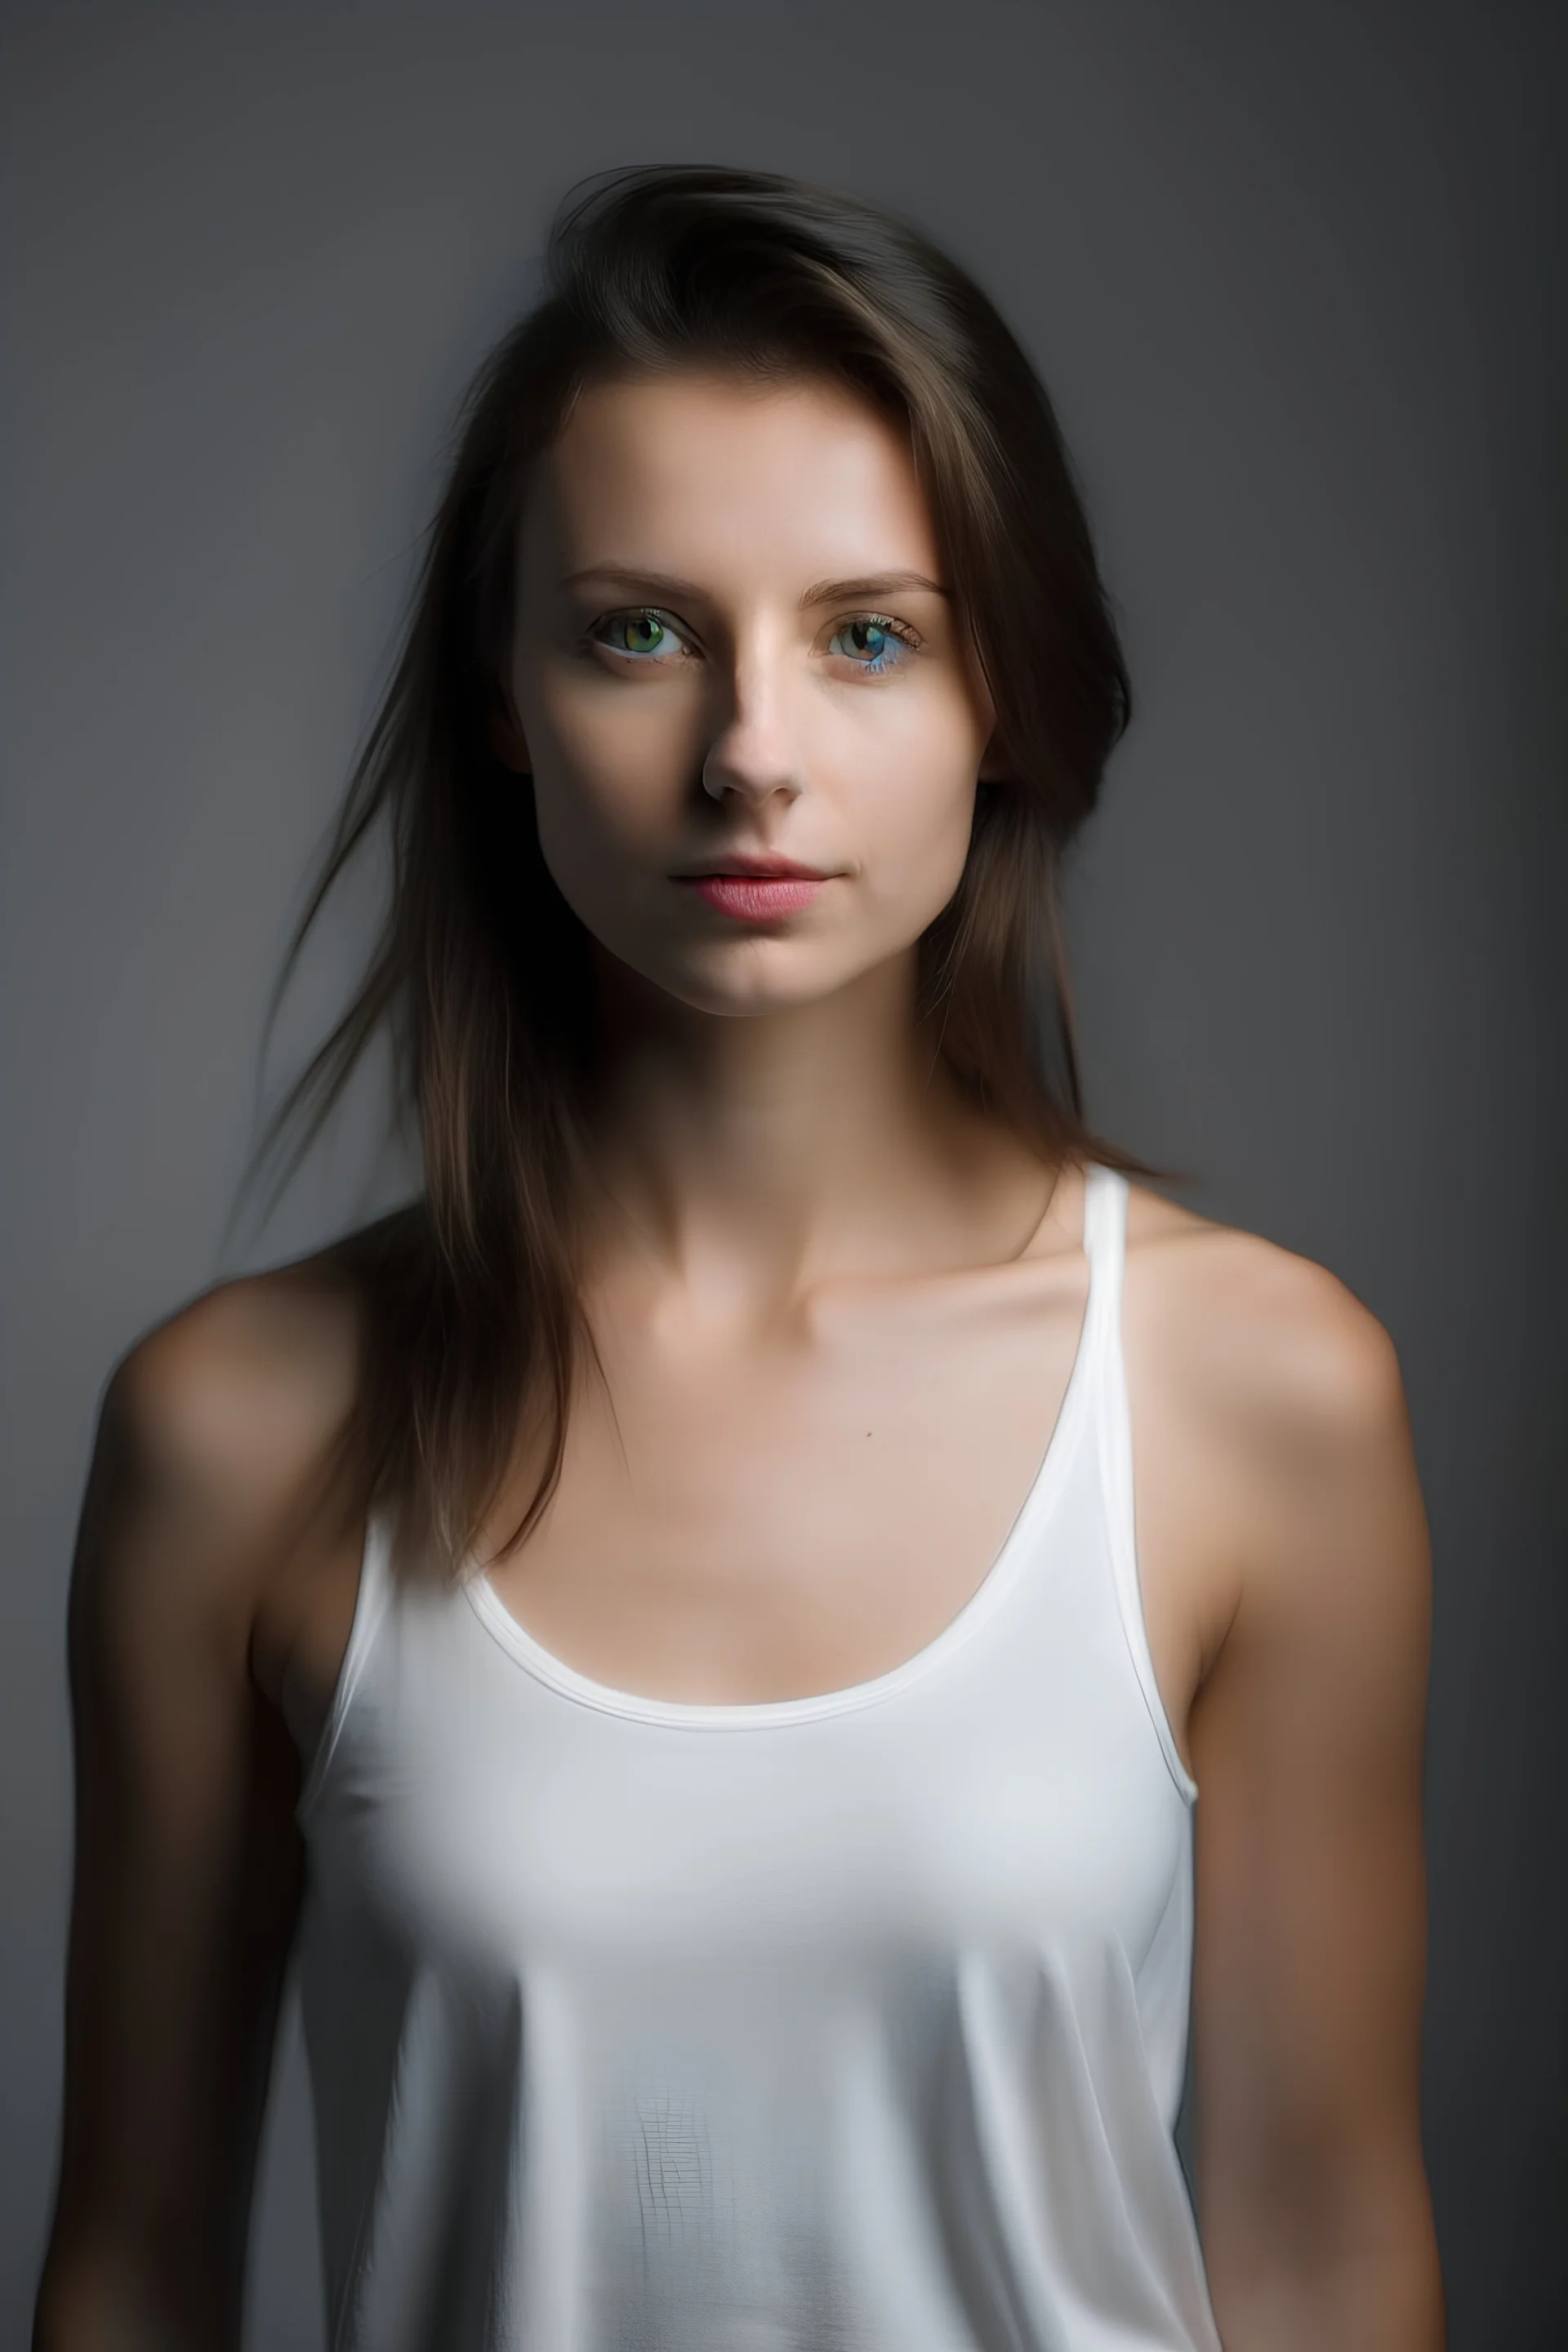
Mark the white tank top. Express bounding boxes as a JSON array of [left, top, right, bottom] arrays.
[[294, 1162, 1221, 2351]]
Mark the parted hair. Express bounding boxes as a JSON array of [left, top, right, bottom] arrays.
[[261, 163, 1151, 1580]]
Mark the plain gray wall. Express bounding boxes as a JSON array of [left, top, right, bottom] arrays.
[[4, 3, 1564, 2344]]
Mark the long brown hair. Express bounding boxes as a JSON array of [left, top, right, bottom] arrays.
[[261, 163, 1156, 1581]]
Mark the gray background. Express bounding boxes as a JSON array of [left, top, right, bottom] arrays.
[[3, 2, 1563, 2343]]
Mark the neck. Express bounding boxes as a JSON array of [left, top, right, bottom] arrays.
[[581, 948, 1051, 1313]]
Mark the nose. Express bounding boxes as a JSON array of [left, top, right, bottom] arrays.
[[700, 649, 805, 808]]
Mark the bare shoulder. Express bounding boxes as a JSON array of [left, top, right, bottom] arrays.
[[81, 1234, 389, 1678], [1113, 1176, 1427, 1704], [104, 1248, 364, 1518], [1121, 1178, 1409, 1477]]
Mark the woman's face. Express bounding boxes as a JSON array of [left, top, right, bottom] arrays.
[[498, 368, 999, 1018]]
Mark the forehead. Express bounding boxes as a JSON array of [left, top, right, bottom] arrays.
[[521, 369, 941, 584]]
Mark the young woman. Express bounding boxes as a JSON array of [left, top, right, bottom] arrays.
[[34, 167, 1442, 2350]]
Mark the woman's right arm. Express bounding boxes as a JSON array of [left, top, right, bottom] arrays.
[[33, 1280, 357, 2352]]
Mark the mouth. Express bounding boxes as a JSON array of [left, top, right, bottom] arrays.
[[671, 853, 835, 924]]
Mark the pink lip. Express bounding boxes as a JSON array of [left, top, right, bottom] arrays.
[[685, 874, 826, 921]]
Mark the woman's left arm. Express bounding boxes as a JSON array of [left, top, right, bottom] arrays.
[[1183, 1245, 1444, 2350]]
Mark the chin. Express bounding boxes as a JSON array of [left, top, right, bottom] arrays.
[[657, 938, 884, 1020]]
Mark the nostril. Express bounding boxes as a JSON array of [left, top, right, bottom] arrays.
[[699, 753, 804, 804]]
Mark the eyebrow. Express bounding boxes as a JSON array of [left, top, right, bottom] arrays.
[[559, 565, 950, 608]]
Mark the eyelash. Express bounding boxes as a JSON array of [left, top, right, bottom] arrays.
[[831, 612, 920, 675], [586, 608, 923, 674], [585, 610, 696, 665]]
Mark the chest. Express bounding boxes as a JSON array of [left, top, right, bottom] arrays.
[[481, 1271, 1092, 1708], [310, 1535, 1191, 1985], [274, 1258, 1225, 1793]]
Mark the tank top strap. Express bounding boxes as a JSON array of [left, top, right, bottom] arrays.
[[296, 1507, 396, 1824], [1079, 1157, 1125, 1348], [1082, 1162, 1199, 1805]]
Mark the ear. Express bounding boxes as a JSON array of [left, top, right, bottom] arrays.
[[488, 688, 531, 775]]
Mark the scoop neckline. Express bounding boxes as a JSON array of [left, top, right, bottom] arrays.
[[461, 1165, 1111, 1731]]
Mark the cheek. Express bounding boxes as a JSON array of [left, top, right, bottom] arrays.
[[526, 661, 701, 857], [521, 684, 703, 956], [839, 700, 983, 913]]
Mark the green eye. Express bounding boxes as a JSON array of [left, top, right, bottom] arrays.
[[595, 609, 688, 660]]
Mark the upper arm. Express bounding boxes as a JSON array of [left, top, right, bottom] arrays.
[[1178, 1241, 1442, 2332], [36, 1279, 359, 2349]]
